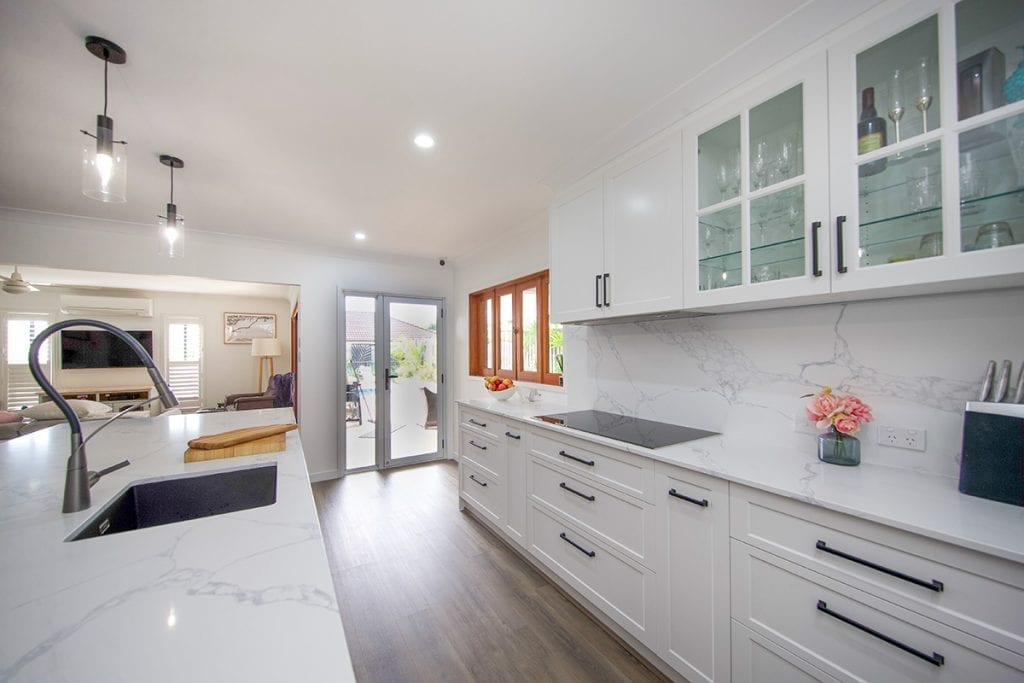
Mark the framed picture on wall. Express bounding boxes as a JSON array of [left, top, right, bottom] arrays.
[[224, 312, 276, 344]]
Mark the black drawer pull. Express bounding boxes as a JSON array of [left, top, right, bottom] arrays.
[[816, 540, 943, 592], [468, 440, 488, 451], [668, 488, 708, 507], [835, 215, 848, 274], [560, 482, 596, 501], [505, 431, 521, 440], [558, 449, 595, 466], [811, 220, 822, 277], [469, 474, 487, 487], [603, 273, 610, 307], [468, 418, 487, 427], [816, 600, 944, 667], [560, 531, 596, 558], [595, 274, 603, 308]]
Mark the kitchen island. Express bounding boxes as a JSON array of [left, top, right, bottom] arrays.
[[0, 408, 354, 682]]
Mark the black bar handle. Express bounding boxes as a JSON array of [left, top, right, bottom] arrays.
[[815, 540, 943, 592], [603, 273, 610, 307], [816, 600, 944, 667], [835, 215, 848, 274], [595, 274, 603, 308], [560, 482, 596, 501], [468, 440, 487, 451], [811, 220, 822, 277], [469, 474, 487, 487], [668, 488, 708, 507], [505, 431, 521, 440], [560, 531, 596, 557], [558, 449, 595, 466], [468, 418, 487, 428]]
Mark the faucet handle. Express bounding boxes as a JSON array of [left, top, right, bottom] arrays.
[[88, 459, 131, 487]]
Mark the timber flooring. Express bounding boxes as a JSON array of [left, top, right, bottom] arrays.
[[313, 460, 667, 683]]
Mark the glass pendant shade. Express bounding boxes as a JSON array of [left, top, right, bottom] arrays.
[[81, 142, 127, 202], [158, 203, 185, 258]]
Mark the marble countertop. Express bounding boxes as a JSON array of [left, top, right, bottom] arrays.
[[458, 399, 1024, 564], [0, 409, 354, 682]]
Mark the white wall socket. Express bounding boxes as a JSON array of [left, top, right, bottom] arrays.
[[876, 424, 926, 452]]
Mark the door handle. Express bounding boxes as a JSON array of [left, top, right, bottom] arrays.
[[835, 215, 848, 274], [811, 221, 822, 277], [595, 274, 603, 308], [603, 273, 610, 307], [384, 369, 399, 390]]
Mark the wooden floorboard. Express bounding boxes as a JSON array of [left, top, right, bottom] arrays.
[[313, 460, 668, 683]]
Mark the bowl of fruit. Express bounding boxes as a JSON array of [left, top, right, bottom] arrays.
[[484, 376, 516, 401]]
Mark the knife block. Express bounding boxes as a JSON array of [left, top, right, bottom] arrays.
[[959, 402, 1024, 507]]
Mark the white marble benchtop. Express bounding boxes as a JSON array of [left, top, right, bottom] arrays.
[[458, 399, 1024, 565], [0, 408, 354, 682]]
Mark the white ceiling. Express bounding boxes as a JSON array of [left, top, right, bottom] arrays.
[[0, 0, 806, 259]]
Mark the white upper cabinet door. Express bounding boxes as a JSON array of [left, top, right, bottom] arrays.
[[684, 56, 832, 310], [549, 174, 606, 323], [602, 133, 684, 318], [828, 0, 1024, 294]]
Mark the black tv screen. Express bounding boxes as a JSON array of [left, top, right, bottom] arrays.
[[61, 330, 154, 369]]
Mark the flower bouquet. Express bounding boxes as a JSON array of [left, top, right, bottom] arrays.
[[804, 387, 873, 466]]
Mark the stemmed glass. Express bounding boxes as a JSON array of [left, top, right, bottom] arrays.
[[777, 137, 795, 182], [888, 68, 905, 144], [916, 57, 933, 134], [751, 139, 769, 191]]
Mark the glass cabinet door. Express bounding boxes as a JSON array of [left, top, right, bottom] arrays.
[[829, 0, 1024, 292]]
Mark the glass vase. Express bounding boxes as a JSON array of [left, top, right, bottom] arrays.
[[818, 426, 861, 466]]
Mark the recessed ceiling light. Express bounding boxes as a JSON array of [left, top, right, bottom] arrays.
[[354, 231, 367, 241], [414, 133, 435, 149]]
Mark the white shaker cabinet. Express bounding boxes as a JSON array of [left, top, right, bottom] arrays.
[[549, 174, 606, 322]]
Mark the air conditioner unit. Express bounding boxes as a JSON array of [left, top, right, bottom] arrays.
[[60, 294, 154, 318]]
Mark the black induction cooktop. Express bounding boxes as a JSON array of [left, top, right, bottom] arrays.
[[534, 410, 718, 449]]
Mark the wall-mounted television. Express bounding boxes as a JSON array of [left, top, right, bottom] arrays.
[[60, 330, 154, 369]]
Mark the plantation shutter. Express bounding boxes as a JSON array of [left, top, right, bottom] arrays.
[[167, 320, 202, 406], [5, 316, 50, 410]]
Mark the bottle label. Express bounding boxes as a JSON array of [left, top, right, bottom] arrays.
[[858, 132, 883, 155]]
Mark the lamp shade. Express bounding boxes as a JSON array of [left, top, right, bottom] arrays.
[[251, 338, 282, 358]]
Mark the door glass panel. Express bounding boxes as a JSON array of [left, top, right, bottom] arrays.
[[498, 292, 513, 371], [698, 116, 741, 209], [344, 295, 377, 471], [387, 301, 440, 464], [698, 204, 742, 290], [955, 0, 1024, 121], [750, 185, 806, 282], [484, 294, 493, 369], [521, 286, 538, 372], [749, 84, 804, 191], [960, 119, 1024, 251], [856, 16, 940, 151], [858, 142, 943, 266]]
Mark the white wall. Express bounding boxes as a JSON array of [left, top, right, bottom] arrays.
[[0, 208, 453, 480]]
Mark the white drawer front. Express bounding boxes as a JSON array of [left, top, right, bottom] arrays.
[[461, 462, 504, 525], [731, 620, 838, 683], [529, 430, 651, 500], [732, 541, 1024, 683], [529, 504, 652, 640], [731, 486, 1024, 655], [460, 407, 505, 441], [529, 456, 653, 566], [503, 424, 527, 547], [459, 429, 503, 479]]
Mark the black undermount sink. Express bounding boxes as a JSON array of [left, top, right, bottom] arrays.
[[67, 463, 278, 541]]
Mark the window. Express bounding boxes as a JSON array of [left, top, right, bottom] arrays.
[[469, 270, 562, 386], [3, 315, 50, 410], [166, 318, 202, 407]]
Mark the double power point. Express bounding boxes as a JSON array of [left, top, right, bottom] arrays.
[[876, 425, 926, 452]]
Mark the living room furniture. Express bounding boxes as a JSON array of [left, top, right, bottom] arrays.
[[251, 338, 282, 391], [38, 385, 154, 414], [222, 372, 293, 411]]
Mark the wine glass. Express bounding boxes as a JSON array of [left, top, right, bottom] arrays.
[[716, 162, 731, 201], [751, 139, 769, 190], [777, 136, 795, 181], [916, 56, 933, 134], [889, 68, 905, 144]]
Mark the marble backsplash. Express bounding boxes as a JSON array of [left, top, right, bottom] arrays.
[[564, 288, 1024, 478]]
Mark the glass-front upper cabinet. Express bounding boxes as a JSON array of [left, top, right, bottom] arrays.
[[684, 57, 830, 306], [828, 0, 1024, 293]]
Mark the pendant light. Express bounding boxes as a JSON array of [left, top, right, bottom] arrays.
[[80, 36, 128, 202], [158, 155, 185, 258]]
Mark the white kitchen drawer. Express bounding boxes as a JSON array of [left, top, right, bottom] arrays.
[[528, 455, 655, 567], [732, 541, 1024, 682], [503, 422, 527, 548], [731, 620, 838, 683], [529, 503, 654, 642], [731, 484, 1024, 655], [459, 428, 503, 480], [460, 407, 506, 442], [461, 461, 504, 526], [529, 430, 653, 501]]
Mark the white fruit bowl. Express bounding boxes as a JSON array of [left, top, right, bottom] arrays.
[[488, 386, 517, 401]]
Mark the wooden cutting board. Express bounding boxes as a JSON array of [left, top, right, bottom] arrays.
[[184, 423, 297, 462]]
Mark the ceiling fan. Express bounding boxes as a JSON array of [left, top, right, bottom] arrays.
[[2, 267, 41, 294]]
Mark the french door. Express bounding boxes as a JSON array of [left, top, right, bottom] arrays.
[[342, 292, 445, 472]]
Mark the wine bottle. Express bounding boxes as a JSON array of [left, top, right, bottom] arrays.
[[857, 87, 887, 177]]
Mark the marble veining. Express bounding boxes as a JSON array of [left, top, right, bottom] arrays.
[[0, 409, 354, 683]]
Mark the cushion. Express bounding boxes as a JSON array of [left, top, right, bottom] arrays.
[[21, 399, 113, 421], [0, 410, 24, 424]]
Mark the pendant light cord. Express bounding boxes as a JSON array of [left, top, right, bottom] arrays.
[[169, 165, 175, 204], [103, 54, 109, 118]]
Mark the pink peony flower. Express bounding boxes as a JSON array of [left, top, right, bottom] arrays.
[[806, 390, 840, 422], [841, 396, 873, 422], [804, 387, 873, 435], [834, 416, 861, 435]]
